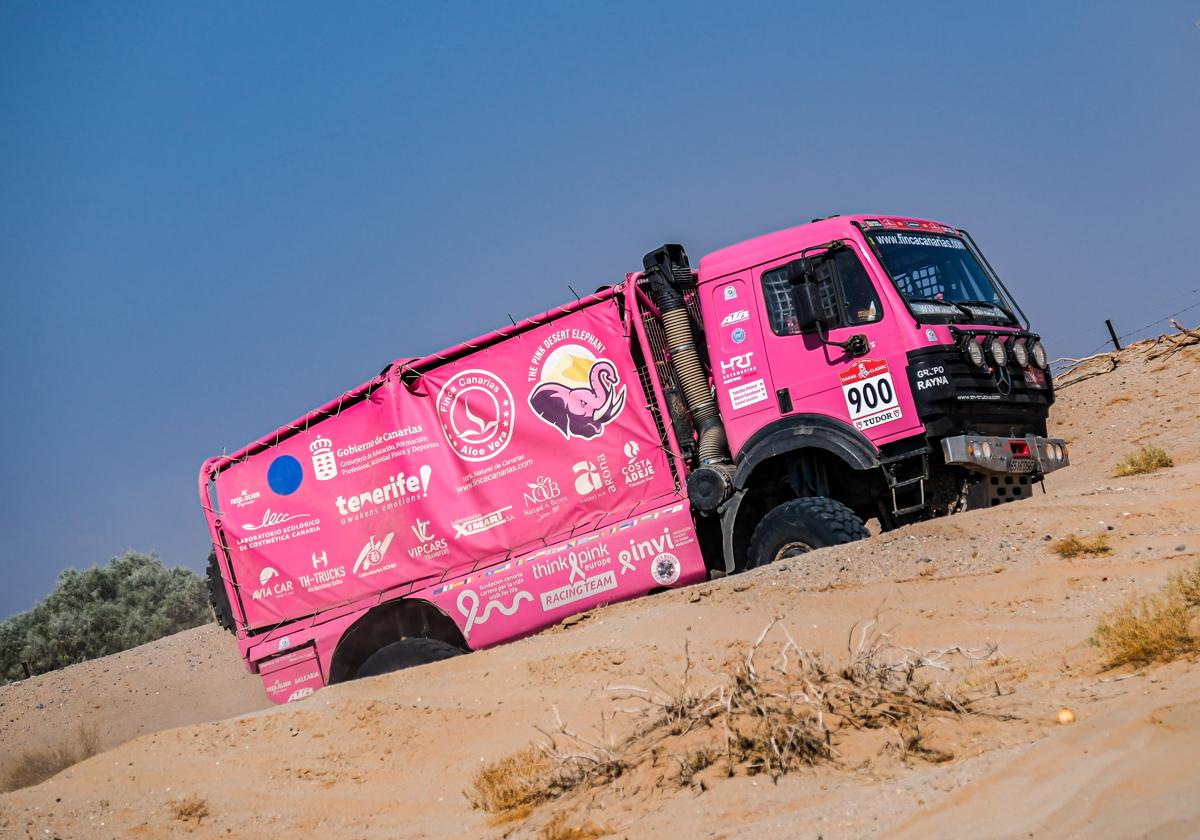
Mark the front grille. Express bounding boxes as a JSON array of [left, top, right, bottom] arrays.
[[908, 346, 1053, 437]]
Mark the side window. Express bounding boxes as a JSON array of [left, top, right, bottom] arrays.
[[761, 248, 882, 336]]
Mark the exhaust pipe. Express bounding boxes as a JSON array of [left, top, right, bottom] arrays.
[[643, 245, 733, 511]]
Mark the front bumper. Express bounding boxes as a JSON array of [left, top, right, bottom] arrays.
[[940, 434, 1069, 476]]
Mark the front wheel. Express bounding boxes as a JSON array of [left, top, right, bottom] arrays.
[[355, 638, 464, 679], [746, 497, 868, 569]]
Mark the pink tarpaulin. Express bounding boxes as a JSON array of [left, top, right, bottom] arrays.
[[212, 296, 680, 629]]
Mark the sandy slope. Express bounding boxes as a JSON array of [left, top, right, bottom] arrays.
[[1, 338, 1197, 839]]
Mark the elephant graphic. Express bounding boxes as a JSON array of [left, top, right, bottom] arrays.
[[528, 346, 627, 440]]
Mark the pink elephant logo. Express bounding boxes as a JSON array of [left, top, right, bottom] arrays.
[[528, 345, 627, 440]]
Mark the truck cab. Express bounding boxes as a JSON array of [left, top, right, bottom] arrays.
[[650, 215, 1066, 570]]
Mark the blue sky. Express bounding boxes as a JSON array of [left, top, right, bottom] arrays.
[[2, 2, 1198, 617]]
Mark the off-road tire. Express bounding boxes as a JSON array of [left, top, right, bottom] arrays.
[[746, 497, 868, 569], [356, 638, 465, 679], [206, 551, 236, 632]]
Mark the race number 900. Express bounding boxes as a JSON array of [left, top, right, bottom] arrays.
[[845, 377, 894, 416]]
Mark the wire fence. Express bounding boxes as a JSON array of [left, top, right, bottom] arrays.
[[1080, 287, 1200, 357]]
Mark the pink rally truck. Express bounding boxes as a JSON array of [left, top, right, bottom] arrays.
[[200, 215, 1068, 703]]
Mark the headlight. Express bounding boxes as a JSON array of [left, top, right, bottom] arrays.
[[987, 336, 1007, 367], [981, 441, 992, 458], [1030, 340, 1048, 369], [964, 339, 985, 367], [1011, 339, 1029, 367]]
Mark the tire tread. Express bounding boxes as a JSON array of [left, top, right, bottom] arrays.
[[747, 496, 867, 569]]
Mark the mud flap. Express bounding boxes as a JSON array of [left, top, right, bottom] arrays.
[[258, 645, 323, 704]]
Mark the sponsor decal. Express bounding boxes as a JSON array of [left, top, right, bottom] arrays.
[[267, 455, 304, 496], [729, 378, 768, 410], [839, 359, 903, 430], [873, 233, 967, 249], [522, 474, 565, 521], [309, 436, 338, 481], [531, 542, 610, 582], [620, 440, 656, 488], [720, 351, 756, 385], [408, 518, 449, 560], [456, 588, 533, 636], [335, 425, 435, 476], [298, 563, 346, 593], [243, 509, 314, 532], [228, 489, 261, 509], [572, 455, 616, 498], [540, 571, 618, 611], [334, 465, 432, 520], [453, 506, 514, 539], [1023, 367, 1047, 388], [925, 328, 938, 342], [286, 687, 314, 703], [296, 550, 347, 593], [353, 533, 395, 577], [436, 370, 515, 462], [236, 511, 321, 551], [251, 566, 295, 601], [720, 309, 750, 327], [617, 527, 675, 576], [523, 474, 562, 506], [731, 327, 747, 344], [723, 285, 738, 300], [915, 363, 951, 391], [650, 552, 681, 585], [527, 331, 627, 440], [336, 425, 426, 459], [277, 637, 290, 650]]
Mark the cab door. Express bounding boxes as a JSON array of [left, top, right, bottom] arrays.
[[754, 241, 923, 446]]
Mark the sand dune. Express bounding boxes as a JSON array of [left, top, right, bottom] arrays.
[[2, 337, 1197, 838]]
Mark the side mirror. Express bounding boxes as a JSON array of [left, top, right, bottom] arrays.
[[792, 258, 841, 331]]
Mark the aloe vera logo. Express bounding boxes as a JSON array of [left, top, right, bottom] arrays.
[[435, 369, 515, 462]]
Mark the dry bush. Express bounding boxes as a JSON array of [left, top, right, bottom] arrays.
[[0, 724, 101, 792], [537, 813, 610, 840], [469, 623, 992, 820], [167, 795, 210, 824], [1051, 534, 1111, 559], [468, 746, 556, 816], [1113, 445, 1173, 477], [1095, 560, 1200, 668], [1169, 561, 1200, 607]]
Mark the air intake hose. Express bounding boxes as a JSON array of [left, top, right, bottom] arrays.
[[643, 245, 730, 466]]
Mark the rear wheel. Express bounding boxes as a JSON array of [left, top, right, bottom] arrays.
[[206, 551, 235, 632], [746, 497, 868, 569], [355, 638, 464, 679]]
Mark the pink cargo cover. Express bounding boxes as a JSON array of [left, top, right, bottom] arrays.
[[209, 296, 681, 630]]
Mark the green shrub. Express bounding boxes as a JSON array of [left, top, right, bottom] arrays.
[[0, 552, 210, 684]]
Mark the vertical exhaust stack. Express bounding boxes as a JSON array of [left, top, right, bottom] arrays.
[[643, 245, 734, 512]]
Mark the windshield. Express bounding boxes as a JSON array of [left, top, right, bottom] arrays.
[[867, 231, 1015, 324]]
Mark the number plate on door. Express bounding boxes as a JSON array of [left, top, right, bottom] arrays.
[[839, 358, 903, 431]]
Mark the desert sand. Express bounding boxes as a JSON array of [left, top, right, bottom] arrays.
[[1, 336, 1197, 839]]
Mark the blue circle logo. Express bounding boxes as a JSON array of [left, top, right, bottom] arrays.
[[267, 455, 304, 496], [732, 328, 746, 344]]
